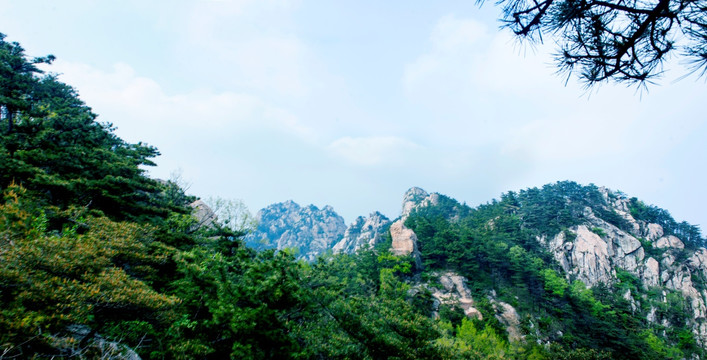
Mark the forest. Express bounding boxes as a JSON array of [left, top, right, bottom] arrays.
[[1, 33, 706, 359]]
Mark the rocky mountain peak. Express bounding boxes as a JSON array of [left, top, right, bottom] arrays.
[[332, 211, 392, 254], [401, 187, 445, 220], [390, 187, 442, 268], [245, 200, 346, 261], [402, 187, 432, 218]]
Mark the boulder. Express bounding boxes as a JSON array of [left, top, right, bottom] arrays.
[[644, 223, 664, 241], [655, 235, 685, 249], [641, 257, 661, 287], [430, 272, 482, 320]]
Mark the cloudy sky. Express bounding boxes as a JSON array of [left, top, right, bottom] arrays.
[[2, 0, 705, 229]]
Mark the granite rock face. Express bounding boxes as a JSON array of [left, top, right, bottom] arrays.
[[389, 187, 445, 266], [190, 199, 218, 230], [542, 190, 707, 346], [427, 271, 482, 321], [401, 187, 440, 218], [245, 200, 346, 261], [389, 219, 419, 256], [332, 212, 391, 254]]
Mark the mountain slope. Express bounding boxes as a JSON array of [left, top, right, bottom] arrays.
[[239, 181, 707, 358], [405, 181, 706, 358]]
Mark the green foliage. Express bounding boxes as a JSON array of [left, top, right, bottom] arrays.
[[452, 318, 513, 359], [589, 227, 607, 238], [0, 187, 179, 356], [640, 329, 684, 360], [545, 346, 612, 360], [292, 249, 456, 360], [406, 180, 703, 360], [542, 269, 569, 297], [629, 198, 705, 248], [615, 267, 643, 292], [489, 0, 707, 87], [0, 35, 177, 224]]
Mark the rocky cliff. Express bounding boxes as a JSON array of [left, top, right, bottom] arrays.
[[332, 212, 392, 254], [244, 200, 347, 261], [244, 187, 463, 262], [401, 183, 707, 351], [389, 187, 443, 262], [539, 188, 707, 344]]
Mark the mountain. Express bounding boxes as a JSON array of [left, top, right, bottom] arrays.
[[244, 200, 347, 261], [402, 181, 707, 357], [246, 187, 469, 261], [331, 211, 392, 254], [244, 187, 444, 260], [249, 182, 707, 357]]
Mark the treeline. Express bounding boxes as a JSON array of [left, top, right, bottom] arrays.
[[628, 197, 704, 249]]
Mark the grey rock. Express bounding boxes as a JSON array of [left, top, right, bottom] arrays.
[[655, 235, 685, 249], [245, 200, 346, 261], [190, 199, 218, 230], [429, 271, 483, 320], [642, 257, 661, 287], [332, 212, 391, 254], [552, 225, 614, 286], [644, 223, 664, 241]]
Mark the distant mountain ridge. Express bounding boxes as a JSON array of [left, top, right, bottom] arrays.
[[244, 187, 446, 261]]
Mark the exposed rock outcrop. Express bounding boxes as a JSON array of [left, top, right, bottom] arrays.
[[245, 200, 346, 261], [548, 206, 648, 287], [428, 271, 482, 320], [549, 225, 614, 286], [401, 187, 440, 218], [332, 212, 391, 254], [389, 220, 417, 256], [390, 187, 449, 267], [644, 223, 664, 241], [546, 191, 707, 346], [641, 257, 661, 287], [50, 325, 141, 360], [656, 235, 685, 249], [190, 199, 218, 230], [493, 301, 523, 342]]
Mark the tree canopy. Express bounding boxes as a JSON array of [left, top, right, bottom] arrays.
[[489, 0, 707, 86]]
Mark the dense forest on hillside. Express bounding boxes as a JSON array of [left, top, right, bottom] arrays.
[[1, 34, 706, 359], [406, 184, 705, 359]]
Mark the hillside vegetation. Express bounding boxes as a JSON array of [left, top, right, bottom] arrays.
[[1, 33, 705, 359]]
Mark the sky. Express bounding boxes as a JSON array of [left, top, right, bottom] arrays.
[[1, 0, 705, 229]]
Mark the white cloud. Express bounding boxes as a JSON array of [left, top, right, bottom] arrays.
[[403, 15, 487, 99], [47, 60, 318, 175], [328, 136, 423, 167], [429, 15, 488, 53], [180, 0, 310, 98]]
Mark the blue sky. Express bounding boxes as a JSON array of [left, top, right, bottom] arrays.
[[2, 0, 705, 229]]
